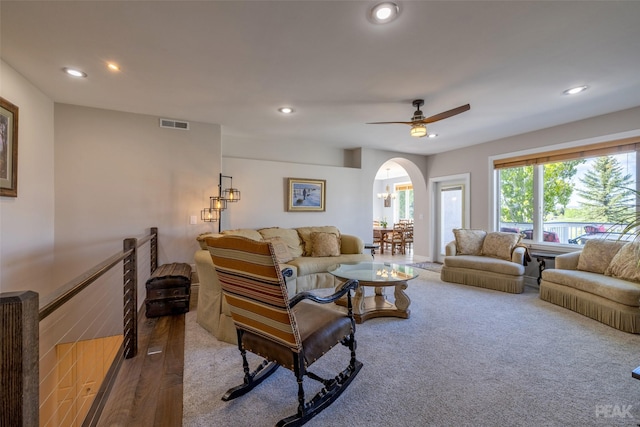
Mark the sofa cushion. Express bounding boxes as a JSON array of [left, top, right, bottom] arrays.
[[605, 241, 640, 283], [577, 239, 625, 274], [443, 254, 525, 276], [296, 226, 341, 256], [258, 227, 304, 258], [288, 254, 370, 277], [453, 229, 486, 255], [542, 268, 640, 307], [221, 228, 263, 241], [310, 232, 341, 257], [264, 237, 294, 263], [481, 232, 521, 261]]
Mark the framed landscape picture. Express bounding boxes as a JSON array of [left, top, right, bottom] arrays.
[[0, 96, 18, 197], [287, 178, 326, 212]]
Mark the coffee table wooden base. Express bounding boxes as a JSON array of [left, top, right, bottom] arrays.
[[337, 281, 411, 324]]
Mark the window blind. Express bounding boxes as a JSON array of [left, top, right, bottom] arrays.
[[493, 136, 640, 170]]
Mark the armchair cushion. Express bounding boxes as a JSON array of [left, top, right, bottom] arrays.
[[453, 229, 486, 255], [481, 231, 521, 261], [577, 239, 625, 274], [444, 254, 525, 276], [605, 241, 640, 283]]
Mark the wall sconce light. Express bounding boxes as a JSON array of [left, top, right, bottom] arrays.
[[201, 173, 241, 232]]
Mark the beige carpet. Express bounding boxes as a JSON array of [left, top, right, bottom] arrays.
[[183, 270, 640, 426]]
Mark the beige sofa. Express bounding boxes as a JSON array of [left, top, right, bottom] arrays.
[[194, 226, 372, 344], [440, 229, 526, 294], [540, 239, 640, 333]]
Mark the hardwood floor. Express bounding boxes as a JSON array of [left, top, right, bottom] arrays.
[[96, 250, 419, 426]]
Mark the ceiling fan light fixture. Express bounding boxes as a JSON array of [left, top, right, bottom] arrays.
[[370, 2, 399, 24], [410, 124, 427, 138]]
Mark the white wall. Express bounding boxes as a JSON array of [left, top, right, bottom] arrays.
[[223, 134, 348, 167], [0, 60, 55, 294], [221, 157, 371, 242], [54, 104, 221, 285]]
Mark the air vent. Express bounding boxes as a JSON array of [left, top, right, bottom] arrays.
[[159, 118, 190, 130]]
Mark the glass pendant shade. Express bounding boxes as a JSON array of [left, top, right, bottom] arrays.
[[223, 187, 241, 202], [201, 208, 219, 222], [210, 196, 227, 211], [410, 124, 427, 138]]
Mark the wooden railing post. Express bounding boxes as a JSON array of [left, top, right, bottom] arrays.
[[123, 238, 137, 359], [1, 291, 39, 427]]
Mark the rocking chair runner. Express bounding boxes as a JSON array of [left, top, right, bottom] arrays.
[[207, 235, 363, 427]]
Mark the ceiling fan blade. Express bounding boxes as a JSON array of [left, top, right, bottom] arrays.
[[366, 121, 415, 125], [421, 104, 471, 124]]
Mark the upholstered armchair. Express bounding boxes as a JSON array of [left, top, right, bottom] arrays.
[[441, 229, 527, 293]]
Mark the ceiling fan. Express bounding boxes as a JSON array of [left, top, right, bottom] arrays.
[[367, 99, 471, 138]]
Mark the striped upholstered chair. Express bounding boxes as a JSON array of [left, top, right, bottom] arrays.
[[207, 235, 363, 426]]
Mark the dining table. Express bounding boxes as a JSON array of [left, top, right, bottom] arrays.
[[373, 226, 394, 254]]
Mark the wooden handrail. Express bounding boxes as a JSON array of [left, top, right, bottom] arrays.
[[38, 249, 133, 321], [38, 228, 157, 321]]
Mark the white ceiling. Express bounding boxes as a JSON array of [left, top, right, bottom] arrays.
[[2, 1, 640, 156]]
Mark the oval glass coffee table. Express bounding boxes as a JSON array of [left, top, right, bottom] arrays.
[[329, 262, 417, 324]]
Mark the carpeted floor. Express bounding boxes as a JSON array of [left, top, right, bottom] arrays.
[[183, 270, 640, 427]]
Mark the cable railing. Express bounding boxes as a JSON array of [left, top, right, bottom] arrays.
[[1, 227, 158, 427]]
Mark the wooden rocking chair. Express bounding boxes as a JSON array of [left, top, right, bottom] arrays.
[[207, 235, 363, 427]]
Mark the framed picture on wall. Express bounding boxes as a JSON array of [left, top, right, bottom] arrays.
[[0, 96, 19, 197], [286, 178, 326, 212]]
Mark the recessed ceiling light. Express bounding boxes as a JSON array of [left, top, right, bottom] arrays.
[[107, 62, 121, 72], [370, 2, 399, 24], [63, 67, 87, 78], [278, 107, 294, 114], [427, 133, 438, 139], [563, 85, 588, 95]]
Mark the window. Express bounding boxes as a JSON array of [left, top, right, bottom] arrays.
[[495, 137, 639, 245], [395, 183, 413, 221]]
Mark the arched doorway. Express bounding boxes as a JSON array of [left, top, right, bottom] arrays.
[[371, 158, 428, 260], [373, 160, 412, 227]]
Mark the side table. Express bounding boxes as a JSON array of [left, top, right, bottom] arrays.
[[529, 250, 558, 285]]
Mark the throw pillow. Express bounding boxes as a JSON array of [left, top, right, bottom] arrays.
[[577, 239, 625, 274], [453, 229, 487, 255], [310, 232, 340, 257], [297, 226, 341, 256], [605, 241, 640, 282], [481, 232, 521, 261], [264, 237, 294, 263]]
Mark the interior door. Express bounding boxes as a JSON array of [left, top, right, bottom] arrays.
[[434, 181, 467, 262]]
